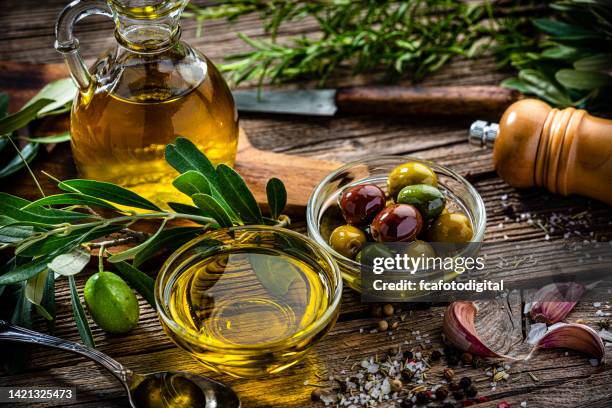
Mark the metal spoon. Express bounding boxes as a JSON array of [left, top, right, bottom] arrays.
[[0, 321, 240, 408]]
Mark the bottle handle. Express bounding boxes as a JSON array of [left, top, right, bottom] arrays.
[[54, 0, 112, 91]]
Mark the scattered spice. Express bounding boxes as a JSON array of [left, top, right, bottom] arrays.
[[444, 367, 455, 381], [497, 402, 511, 408], [461, 352, 473, 365], [383, 304, 394, 317], [311, 388, 323, 401], [435, 386, 449, 400], [391, 378, 403, 392], [459, 376, 472, 389], [378, 320, 389, 332]]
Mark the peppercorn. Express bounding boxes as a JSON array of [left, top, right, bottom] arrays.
[[311, 388, 323, 401], [459, 376, 472, 389], [430, 350, 442, 361], [383, 303, 394, 316], [401, 369, 414, 381], [443, 367, 455, 381], [378, 320, 389, 332], [403, 350, 414, 360], [391, 378, 403, 392], [497, 402, 511, 408], [448, 381, 460, 391], [452, 390, 465, 400], [461, 352, 473, 365], [390, 320, 400, 330], [416, 391, 430, 404], [466, 385, 478, 398], [435, 386, 449, 400]]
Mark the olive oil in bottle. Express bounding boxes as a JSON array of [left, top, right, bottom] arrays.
[[164, 247, 332, 377], [56, 0, 239, 207]]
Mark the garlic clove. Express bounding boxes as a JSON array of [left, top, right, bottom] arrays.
[[526, 282, 584, 325], [443, 301, 518, 359], [527, 322, 605, 363]]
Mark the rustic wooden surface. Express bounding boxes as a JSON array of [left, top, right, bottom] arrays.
[[1, 1, 611, 407]]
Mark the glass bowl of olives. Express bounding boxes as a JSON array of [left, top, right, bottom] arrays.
[[306, 157, 486, 291]]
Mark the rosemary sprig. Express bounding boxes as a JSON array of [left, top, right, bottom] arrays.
[[186, 0, 528, 86], [0, 137, 288, 346]]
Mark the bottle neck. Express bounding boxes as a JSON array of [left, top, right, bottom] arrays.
[[114, 18, 182, 53], [111, 0, 187, 53]]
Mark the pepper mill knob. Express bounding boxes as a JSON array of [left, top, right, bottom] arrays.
[[470, 99, 612, 205]]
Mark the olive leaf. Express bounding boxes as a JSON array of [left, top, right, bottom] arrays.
[[266, 177, 287, 220], [25, 269, 53, 321], [0, 193, 90, 225], [23, 193, 122, 212], [0, 142, 39, 179], [23, 78, 77, 117], [165, 137, 218, 185], [0, 99, 54, 135], [59, 179, 162, 211], [41, 268, 56, 329], [0, 92, 8, 118], [20, 132, 71, 144], [0, 257, 49, 285], [192, 193, 233, 228], [172, 170, 212, 197], [0, 224, 34, 244], [68, 275, 95, 348], [133, 226, 203, 267], [47, 249, 91, 277], [166, 138, 239, 221], [216, 164, 263, 224], [16, 224, 123, 257], [533, 19, 598, 41], [108, 218, 170, 263], [113, 262, 155, 307]]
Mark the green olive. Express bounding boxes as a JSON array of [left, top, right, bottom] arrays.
[[330, 225, 367, 259], [405, 240, 436, 258], [355, 243, 394, 264], [84, 271, 140, 334], [387, 162, 437, 199], [427, 213, 473, 243], [396, 184, 445, 220]]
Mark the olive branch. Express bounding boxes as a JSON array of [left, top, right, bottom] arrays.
[[0, 136, 288, 348]]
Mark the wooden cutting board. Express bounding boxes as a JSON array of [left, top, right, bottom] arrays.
[[0, 61, 341, 216]]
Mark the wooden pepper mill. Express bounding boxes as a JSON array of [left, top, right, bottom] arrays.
[[469, 99, 612, 205]]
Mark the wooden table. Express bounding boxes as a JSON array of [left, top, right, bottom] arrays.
[[1, 1, 611, 407]]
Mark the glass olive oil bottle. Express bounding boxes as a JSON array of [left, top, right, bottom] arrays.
[[56, 0, 238, 206]]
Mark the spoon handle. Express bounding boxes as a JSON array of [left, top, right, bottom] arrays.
[[0, 320, 132, 384]]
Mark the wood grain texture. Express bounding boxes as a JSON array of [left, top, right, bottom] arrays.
[[1, 1, 611, 407]]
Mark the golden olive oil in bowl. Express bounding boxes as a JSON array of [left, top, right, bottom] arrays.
[[156, 227, 342, 378]]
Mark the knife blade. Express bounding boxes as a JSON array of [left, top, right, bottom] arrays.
[[233, 86, 520, 117]]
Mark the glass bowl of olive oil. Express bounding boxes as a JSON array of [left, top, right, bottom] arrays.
[[155, 226, 342, 378]]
